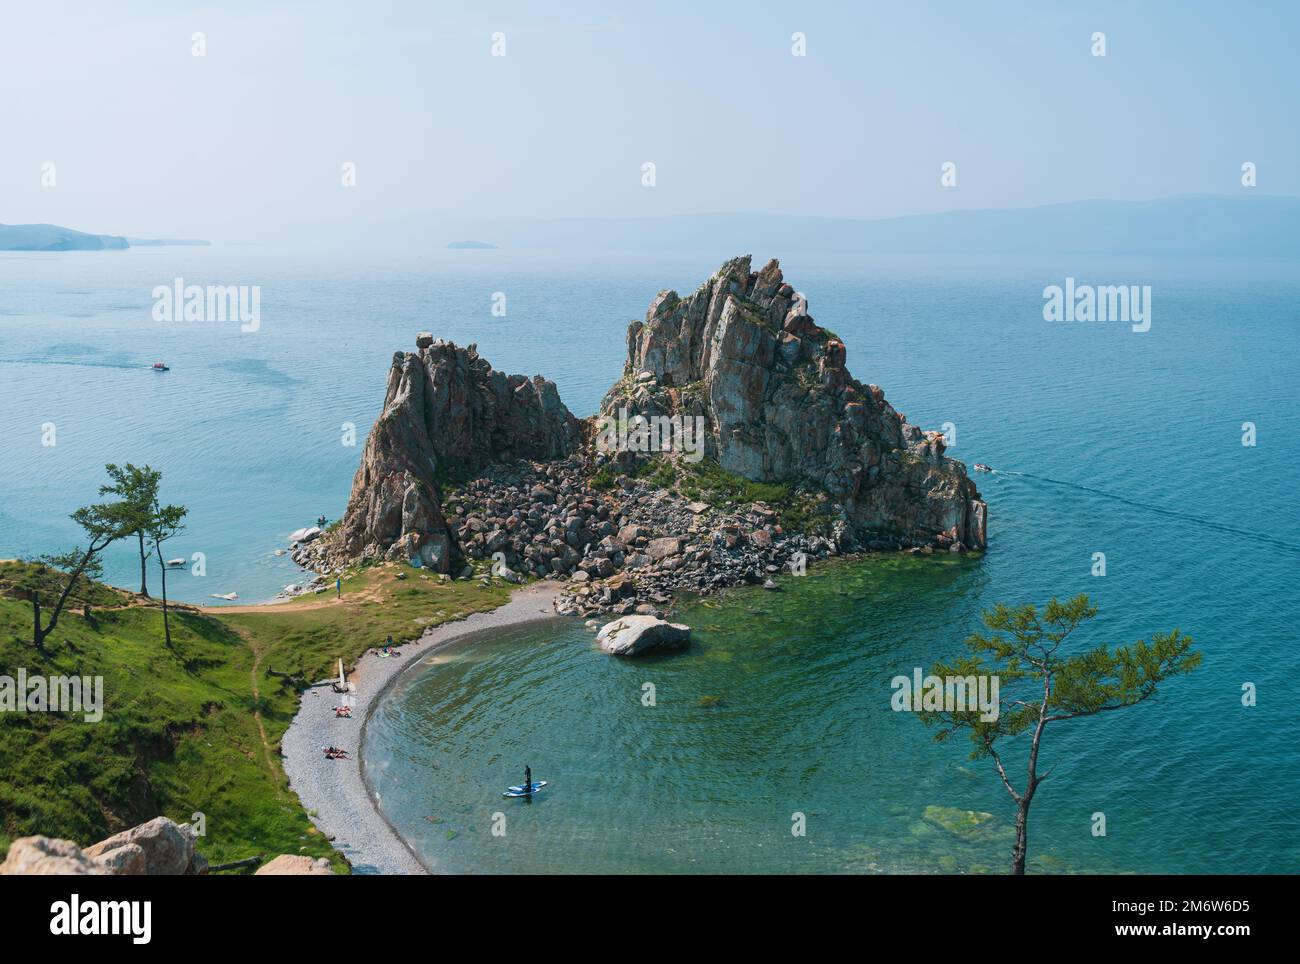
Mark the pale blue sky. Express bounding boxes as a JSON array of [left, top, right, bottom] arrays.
[[1, 0, 1296, 243]]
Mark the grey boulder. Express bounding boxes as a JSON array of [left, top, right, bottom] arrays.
[[596, 615, 691, 656]]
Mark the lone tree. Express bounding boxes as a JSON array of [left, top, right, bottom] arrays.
[[30, 498, 131, 651], [99, 463, 162, 597], [917, 594, 1200, 875], [146, 498, 188, 649]]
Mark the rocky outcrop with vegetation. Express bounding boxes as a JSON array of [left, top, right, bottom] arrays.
[[600, 255, 985, 552], [302, 258, 987, 616], [316, 336, 581, 573]]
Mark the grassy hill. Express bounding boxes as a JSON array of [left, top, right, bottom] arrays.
[[0, 559, 508, 871]]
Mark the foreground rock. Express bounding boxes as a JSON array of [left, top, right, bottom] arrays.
[[596, 615, 691, 655], [0, 816, 321, 875], [83, 815, 199, 875], [255, 854, 334, 875], [0, 836, 110, 875]]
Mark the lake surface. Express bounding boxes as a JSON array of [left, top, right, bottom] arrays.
[[3, 245, 1297, 872]]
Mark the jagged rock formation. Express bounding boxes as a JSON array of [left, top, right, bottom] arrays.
[[599, 256, 986, 551], [322, 337, 581, 571], [305, 257, 987, 607]]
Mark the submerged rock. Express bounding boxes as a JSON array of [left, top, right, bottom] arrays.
[[596, 615, 691, 656], [922, 805, 999, 840]]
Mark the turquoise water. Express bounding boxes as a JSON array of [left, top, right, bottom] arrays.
[[365, 542, 1299, 874], [4, 246, 1298, 872]]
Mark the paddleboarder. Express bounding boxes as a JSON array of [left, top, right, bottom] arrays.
[[524, 764, 532, 795]]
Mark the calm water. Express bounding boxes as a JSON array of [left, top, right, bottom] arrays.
[[3, 246, 1298, 872]]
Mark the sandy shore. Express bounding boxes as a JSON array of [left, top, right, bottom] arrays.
[[281, 580, 565, 874]]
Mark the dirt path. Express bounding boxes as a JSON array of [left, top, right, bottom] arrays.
[[199, 584, 385, 615]]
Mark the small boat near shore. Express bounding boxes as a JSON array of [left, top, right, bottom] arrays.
[[974, 463, 994, 473], [151, 361, 169, 372]]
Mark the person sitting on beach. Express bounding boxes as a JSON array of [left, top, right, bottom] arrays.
[[333, 706, 352, 718]]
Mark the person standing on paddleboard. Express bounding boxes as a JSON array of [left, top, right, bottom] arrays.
[[524, 764, 532, 795]]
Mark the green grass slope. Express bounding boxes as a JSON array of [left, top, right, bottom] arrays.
[[0, 559, 509, 871]]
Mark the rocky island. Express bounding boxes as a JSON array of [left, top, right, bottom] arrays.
[[296, 256, 987, 618]]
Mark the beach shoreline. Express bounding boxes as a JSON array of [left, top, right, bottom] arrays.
[[280, 580, 566, 875]]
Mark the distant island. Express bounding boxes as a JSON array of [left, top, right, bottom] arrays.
[[0, 223, 210, 251], [446, 240, 497, 249]]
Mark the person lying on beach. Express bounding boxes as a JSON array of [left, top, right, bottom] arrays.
[[333, 706, 352, 718], [323, 746, 350, 759]]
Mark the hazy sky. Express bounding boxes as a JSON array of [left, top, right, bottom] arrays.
[[2, 0, 1296, 243]]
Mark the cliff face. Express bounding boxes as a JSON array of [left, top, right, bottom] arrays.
[[599, 256, 986, 550], [326, 336, 581, 571]]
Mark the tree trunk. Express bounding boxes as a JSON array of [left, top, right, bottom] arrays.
[[1012, 801, 1029, 875], [38, 551, 93, 648], [32, 592, 44, 653], [138, 530, 150, 597], [156, 543, 172, 648]]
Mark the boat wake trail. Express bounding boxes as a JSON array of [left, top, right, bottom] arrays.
[[997, 470, 1300, 555], [0, 357, 143, 371]]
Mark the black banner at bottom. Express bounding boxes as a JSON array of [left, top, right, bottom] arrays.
[[0, 872, 1276, 948]]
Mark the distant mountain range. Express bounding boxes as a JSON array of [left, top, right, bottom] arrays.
[[0, 223, 210, 251], [8, 195, 1297, 257], [466, 195, 1300, 257]]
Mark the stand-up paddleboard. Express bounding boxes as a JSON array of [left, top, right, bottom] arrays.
[[502, 781, 547, 798]]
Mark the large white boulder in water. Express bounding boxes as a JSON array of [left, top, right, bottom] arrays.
[[289, 526, 323, 544], [596, 615, 691, 656]]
